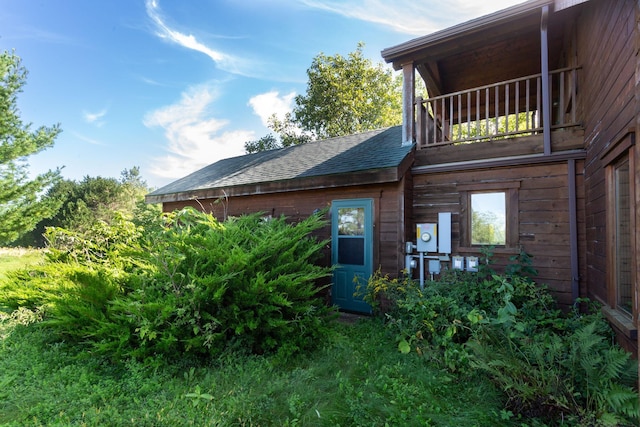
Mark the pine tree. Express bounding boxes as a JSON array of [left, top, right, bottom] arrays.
[[0, 50, 62, 245]]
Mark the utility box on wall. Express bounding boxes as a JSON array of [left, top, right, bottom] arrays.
[[416, 223, 437, 252]]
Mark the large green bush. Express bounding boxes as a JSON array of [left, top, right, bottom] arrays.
[[361, 251, 639, 425], [0, 208, 335, 363]]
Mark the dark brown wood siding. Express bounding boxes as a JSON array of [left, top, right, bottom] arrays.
[[411, 160, 585, 308], [578, 0, 636, 307], [163, 180, 409, 279]]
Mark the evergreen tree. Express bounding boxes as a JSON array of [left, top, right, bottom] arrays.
[[0, 50, 62, 245]]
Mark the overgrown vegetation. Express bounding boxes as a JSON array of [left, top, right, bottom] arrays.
[[1, 207, 335, 362], [1, 215, 638, 425], [361, 250, 639, 425], [0, 312, 509, 426]]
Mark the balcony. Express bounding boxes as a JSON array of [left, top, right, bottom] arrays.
[[414, 67, 581, 149]]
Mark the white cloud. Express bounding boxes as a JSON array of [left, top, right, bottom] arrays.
[[144, 83, 252, 179], [299, 0, 526, 35], [145, 0, 254, 77], [82, 108, 107, 126], [248, 91, 296, 127], [71, 131, 105, 146]]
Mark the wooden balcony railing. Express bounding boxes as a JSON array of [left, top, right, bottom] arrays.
[[415, 67, 581, 148]]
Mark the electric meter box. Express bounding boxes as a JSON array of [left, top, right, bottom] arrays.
[[416, 223, 437, 252]]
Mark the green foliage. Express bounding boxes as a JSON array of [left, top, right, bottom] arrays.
[[16, 167, 153, 247], [1, 207, 334, 363], [244, 43, 402, 152], [294, 42, 402, 139], [360, 253, 639, 425], [0, 316, 509, 426], [244, 114, 313, 153], [470, 314, 639, 425], [0, 50, 63, 245], [0, 247, 43, 280]]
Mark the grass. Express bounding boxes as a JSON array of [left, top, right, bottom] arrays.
[[0, 314, 513, 427], [0, 248, 44, 280], [0, 249, 514, 426]]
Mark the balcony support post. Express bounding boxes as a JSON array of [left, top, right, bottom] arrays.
[[401, 62, 415, 146], [541, 5, 551, 155]]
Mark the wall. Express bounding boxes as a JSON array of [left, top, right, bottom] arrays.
[[411, 160, 586, 308], [162, 179, 409, 280], [579, 0, 635, 304]]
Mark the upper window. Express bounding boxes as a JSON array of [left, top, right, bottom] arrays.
[[459, 182, 519, 249]]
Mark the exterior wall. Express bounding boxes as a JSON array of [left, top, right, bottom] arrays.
[[411, 160, 586, 309], [162, 180, 410, 280], [578, 0, 637, 353], [580, 0, 636, 303]]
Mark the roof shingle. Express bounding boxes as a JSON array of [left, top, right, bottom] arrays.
[[148, 125, 411, 199]]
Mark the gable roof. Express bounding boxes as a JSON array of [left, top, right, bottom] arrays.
[[146, 126, 413, 203]]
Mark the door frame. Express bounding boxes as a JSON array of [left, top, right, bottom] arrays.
[[331, 198, 374, 313]]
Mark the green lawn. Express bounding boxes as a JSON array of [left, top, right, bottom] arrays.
[[0, 313, 513, 427], [0, 248, 44, 280]]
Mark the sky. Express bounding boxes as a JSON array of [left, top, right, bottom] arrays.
[[2, 0, 524, 189]]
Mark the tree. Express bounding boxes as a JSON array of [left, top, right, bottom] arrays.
[[244, 113, 313, 154], [294, 42, 402, 139], [244, 43, 402, 152], [16, 167, 152, 247], [0, 50, 62, 245]]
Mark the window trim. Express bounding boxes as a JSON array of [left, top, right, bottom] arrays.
[[458, 181, 520, 252], [604, 134, 637, 330]]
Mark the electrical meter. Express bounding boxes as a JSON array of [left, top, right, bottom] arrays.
[[416, 223, 437, 252]]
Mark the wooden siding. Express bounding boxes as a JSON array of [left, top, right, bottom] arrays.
[[163, 180, 410, 280], [411, 160, 585, 308], [578, 0, 636, 309]]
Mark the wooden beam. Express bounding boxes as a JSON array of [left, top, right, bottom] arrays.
[[402, 62, 415, 146], [541, 5, 551, 155]]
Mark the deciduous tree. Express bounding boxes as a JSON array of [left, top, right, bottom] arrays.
[[294, 42, 402, 139], [244, 43, 402, 152]]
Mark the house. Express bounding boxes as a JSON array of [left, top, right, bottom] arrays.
[[146, 127, 414, 313], [147, 0, 639, 357]]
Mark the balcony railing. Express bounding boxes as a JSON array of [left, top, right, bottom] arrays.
[[415, 66, 581, 148]]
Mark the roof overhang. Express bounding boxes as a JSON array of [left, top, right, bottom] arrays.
[[381, 0, 586, 95], [146, 152, 414, 204]]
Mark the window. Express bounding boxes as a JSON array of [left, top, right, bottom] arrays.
[[471, 192, 506, 245], [603, 132, 636, 333], [613, 157, 632, 314], [459, 182, 520, 250]]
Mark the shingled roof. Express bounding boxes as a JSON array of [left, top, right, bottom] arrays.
[[146, 126, 413, 204]]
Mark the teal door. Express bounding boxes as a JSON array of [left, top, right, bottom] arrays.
[[331, 199, 373, 314]]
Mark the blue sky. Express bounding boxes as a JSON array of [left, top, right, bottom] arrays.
[[2, 0, 523, 189]]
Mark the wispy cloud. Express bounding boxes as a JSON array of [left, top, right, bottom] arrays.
[[71, 131, 106, 146], [248, 91, 296, 128], [82, 108, 108, 126], [145, 0, 255, 77], [144, 83, 252, 179], [299, 0, 525, 35]]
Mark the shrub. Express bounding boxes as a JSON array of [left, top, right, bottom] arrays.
[[108, 208, 335, 361], [360, 250, 639, 424], [1, 208, 335, 363]]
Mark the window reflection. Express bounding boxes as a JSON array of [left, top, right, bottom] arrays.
[[471, 192, 506, 245], [338, 207, 365, 235]]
